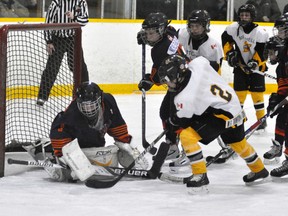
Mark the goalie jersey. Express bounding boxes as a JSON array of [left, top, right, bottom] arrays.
[[50, 93, 132, 156]]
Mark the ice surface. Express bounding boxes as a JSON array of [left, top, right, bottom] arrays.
[[1, 94, 288, 216]]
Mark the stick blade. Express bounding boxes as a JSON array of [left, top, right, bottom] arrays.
[[143, 140, 157, 155]]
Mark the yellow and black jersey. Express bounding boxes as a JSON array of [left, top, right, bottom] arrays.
[[222, 22, 269, 72]]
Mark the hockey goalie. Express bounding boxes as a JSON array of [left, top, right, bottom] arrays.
[[23, 82, 149, 182]]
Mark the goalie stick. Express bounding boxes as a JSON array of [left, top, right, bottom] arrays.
[[141, 44, 157, 155], [159, 96, 288, 184], [85, 129, 167, 188], [7, 158, 151, 179]]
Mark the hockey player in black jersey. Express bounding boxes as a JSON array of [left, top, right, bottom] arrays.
[[137, 12, 189, 175], [263, 14, 288, 178], [26, 82, 148, 182], [157, 54, 268, 193]]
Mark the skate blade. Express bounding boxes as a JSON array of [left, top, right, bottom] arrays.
[[271, 176, 288, 183], [264, 157, 281, 165], [245, 177, 270, 186], [187, 185, 209, 195], [254, 129, 266, 135]]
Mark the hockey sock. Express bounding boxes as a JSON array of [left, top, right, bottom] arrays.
[[229, 139, 264, 173], [180, 127, 207, 174], [251, 92, 265, 120]]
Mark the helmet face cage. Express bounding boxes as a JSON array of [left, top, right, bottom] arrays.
[[237, 4, 256, 26], [273, 14, 288, 41], [158, 55, 187, 91], [187, 10, 210, 39], [141, 12, 168, 46], [76, 82, 103, 119]]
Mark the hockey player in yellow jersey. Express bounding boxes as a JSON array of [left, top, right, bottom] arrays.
[[221, 4, 269, 130], [157, 54, 268, 194]]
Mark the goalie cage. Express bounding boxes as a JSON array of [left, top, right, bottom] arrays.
[[0, 23, 84, 177]]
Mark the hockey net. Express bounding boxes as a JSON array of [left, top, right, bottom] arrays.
[[0, 23, 83, 177]]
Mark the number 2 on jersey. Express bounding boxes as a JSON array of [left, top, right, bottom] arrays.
[[210, 84, 232, 102]]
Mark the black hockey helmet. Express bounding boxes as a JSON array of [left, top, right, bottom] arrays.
[[237, 4, 256, 26], [158, 54, 188, 92], [76, 82, 103, 119], [141, 12, 169, 46], [187, 10, 211, 39], [273, 13, 288, 40]]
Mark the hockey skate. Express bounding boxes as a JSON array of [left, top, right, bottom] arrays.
[[169, 150, 190, 174], [243, 168, 269, 185], [270, 160, 288, 181], [186, 173, 209, 195], [263, 139, 282, 165]]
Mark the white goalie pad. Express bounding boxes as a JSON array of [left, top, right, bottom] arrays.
[[62, 139, 95, 181], [82, 145, 119, 167]]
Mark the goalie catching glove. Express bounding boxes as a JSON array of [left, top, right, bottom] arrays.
[[115, 141, 149, 170]]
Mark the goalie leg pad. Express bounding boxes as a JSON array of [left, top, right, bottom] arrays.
[[82, 145, 119, 167], [62, 139, 95, 181]]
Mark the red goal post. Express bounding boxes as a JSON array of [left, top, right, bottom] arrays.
[[0, 23, 83, 177]]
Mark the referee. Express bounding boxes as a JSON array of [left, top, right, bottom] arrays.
[[37, 0, 89, 106]]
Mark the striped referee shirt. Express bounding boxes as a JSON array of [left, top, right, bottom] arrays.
[[45, 0, 89, 42]]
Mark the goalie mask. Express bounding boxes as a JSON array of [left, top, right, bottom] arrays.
[[76, 82, 104, 130], [187, 10, 210, 40], [158, 54, 188, 92], [141, 12, 169, 47], [237, 4, 256, 27]]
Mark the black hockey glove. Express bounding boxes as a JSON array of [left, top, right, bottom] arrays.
[[247, 59, 258, 70], [226, 51, 239, 67], [137, 30, 145, 45], [267, 93, 285, 118], [138, 74, 154, 91]]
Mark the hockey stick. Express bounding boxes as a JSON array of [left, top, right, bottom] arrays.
[[7, 158, 151, 179], [159, 96, 288, 184], [141, 44, 157, 155], [250, 69, 277, 80], [85, 129, 167, 188], [237, 62, 277, 80], [7, 158, 64, 168]]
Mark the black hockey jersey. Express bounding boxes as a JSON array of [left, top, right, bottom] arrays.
[[50, 93, 132, 156]]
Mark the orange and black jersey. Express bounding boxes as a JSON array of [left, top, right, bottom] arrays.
[[150, 26, 185, 85], [276, 44, 288, 97], [50, 93, 131, 156]]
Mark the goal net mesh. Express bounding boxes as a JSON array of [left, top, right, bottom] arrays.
[[0, 23, 82, 166]]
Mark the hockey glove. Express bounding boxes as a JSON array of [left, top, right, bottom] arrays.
[[226, 51, 239, 67], [267, 93, 285, 118], [138, 73, 154, 91], [137, 30, 145, 45], [115, 141, 149, 169]]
